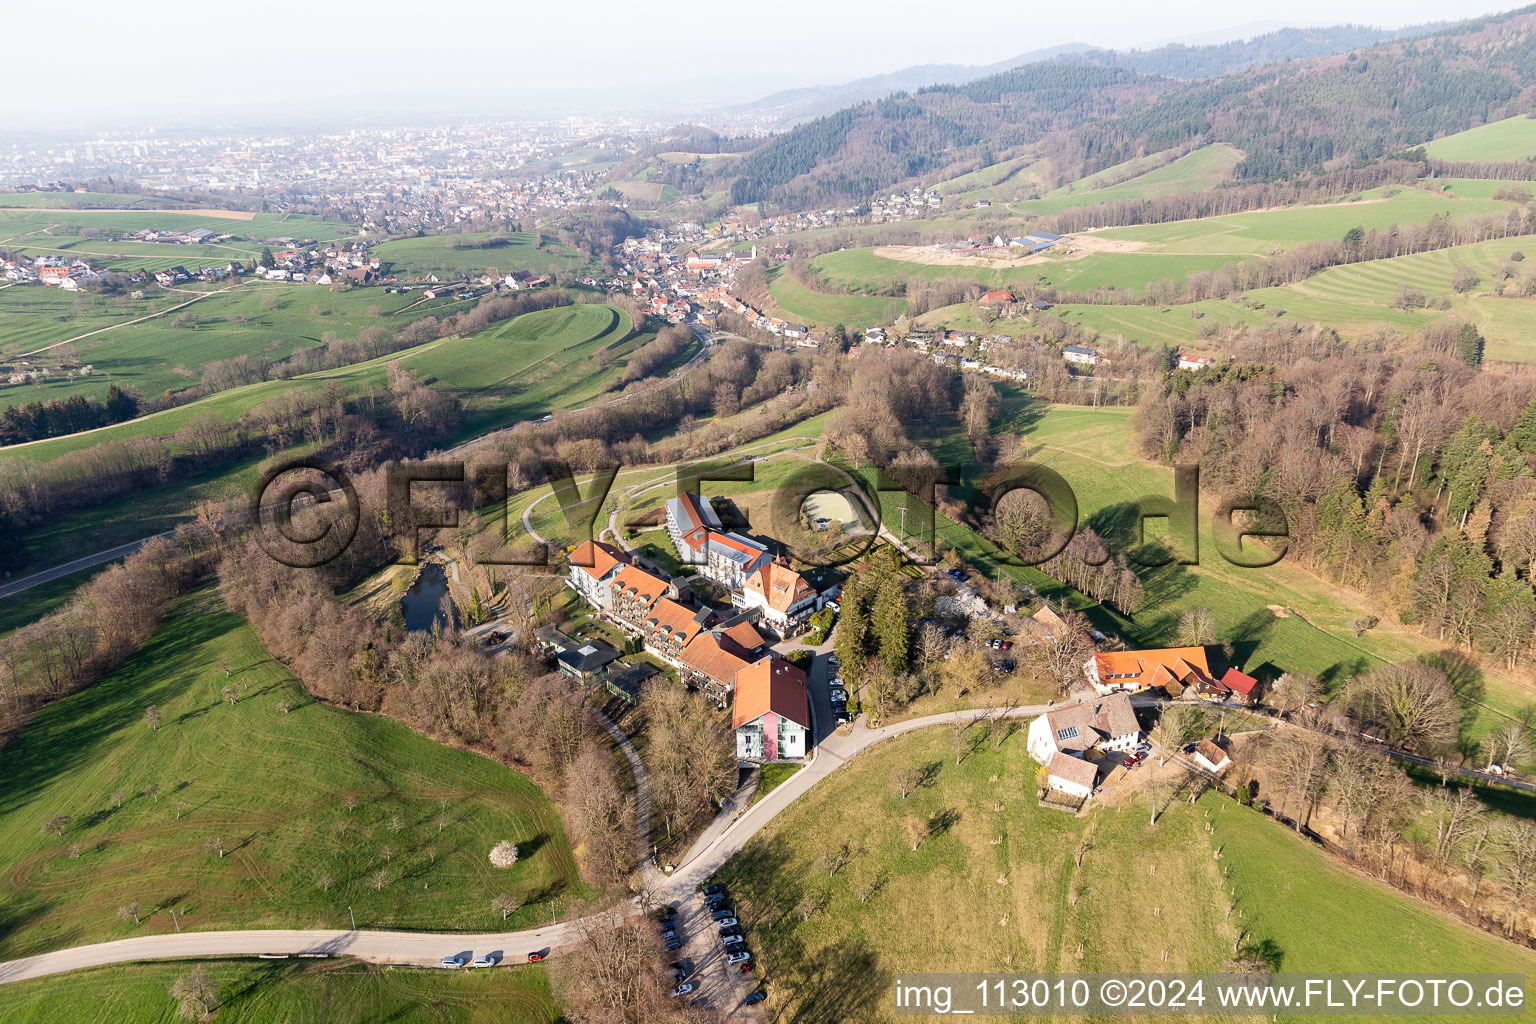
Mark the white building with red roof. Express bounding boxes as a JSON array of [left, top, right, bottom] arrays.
[[740, 558, 817, 636], [665, 491, 771, 591], [565, 540, 632, 612], [732, 656, 810, 762]]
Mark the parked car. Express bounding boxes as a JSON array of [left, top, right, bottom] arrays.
[[669, 960, 690, 978], [719, 927, 743, 944], [726, 951, 752, 964], [702, 884, 726, 897], [715, 917, 738, 929], [526, 952, 545, 963], [835, 711, 850, 725], [829, 688, 848, 702], [471, 953, 500, 968], [705, 893, 729, 909], [711, 908, 735, 921], [670, 983, 695, 998], [745, 990, 768, 1005], [665, 935, 682, 950], [1125, 753, 1144, 768], [1000, 640, 1013, 650], [948, 568, 965, 579], [441, 954, 468, 968]]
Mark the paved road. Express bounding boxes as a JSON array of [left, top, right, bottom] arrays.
[[0, 924, 581, 986], [0, 534, 174, 600], [0, 698, 1059, 986], [0, 325, 721, 603]]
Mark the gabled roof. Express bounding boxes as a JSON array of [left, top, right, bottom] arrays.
[[568, 539, 631, 580], [610, 564, 670, 603], [1047, 751, 1098, 790], [647, 597, 710, 646], [1219, 667, 1258, 697], [722, 619, 770, 654], [731, 656, 809, 730], [678, 631, 752, 687], [1195, 738, 1230, 767], [1040, 692, 1139, 745], [744, 560, 814, 613], [1091, 647, 1211, 689]]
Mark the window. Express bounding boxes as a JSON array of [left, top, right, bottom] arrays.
[[1056, 726, 1079, 741]]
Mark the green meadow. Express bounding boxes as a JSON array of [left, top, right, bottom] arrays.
[[1003, 144, 1243, 218], [1251, 234, 1536, 361], [0, 959, 562, 1024], [1425, 115, 1536, 162], [2, 303, 648, 463], [0, 283, 434, 408], [0, 588, 589, 961], [715, 726, 1536, 1024], [767, 266, 906, 325], [374, 232, 591, 279]]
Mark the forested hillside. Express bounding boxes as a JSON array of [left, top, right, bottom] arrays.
[[719, 7, 1536, 207]]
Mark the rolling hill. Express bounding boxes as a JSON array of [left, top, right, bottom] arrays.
[[713, 7, 1536, 209]]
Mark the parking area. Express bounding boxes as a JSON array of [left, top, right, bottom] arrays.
[[662, 884, 766, 1016]]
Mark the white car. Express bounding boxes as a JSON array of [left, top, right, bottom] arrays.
[[441, 954, 468, 968], [725, 950, 752, 965], [471, 953, 500, 968], [715, 917, 738, 929], [670, 983, 696, 998]]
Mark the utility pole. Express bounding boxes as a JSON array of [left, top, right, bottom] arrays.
[[348, 906, 356, 931], [169, 908, 180, 933], [897, 504, 908, 546]]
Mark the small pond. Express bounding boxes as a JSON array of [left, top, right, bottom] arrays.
[[401, 563, 456, 633]]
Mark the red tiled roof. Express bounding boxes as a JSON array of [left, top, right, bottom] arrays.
[[569, 540, 630, 579], [610, 564, 669, 602], [745, 560, 813, 613], [1092, 647, 1211, 689], [731, 656, 809, 730], [1219, 668, 1258, 697], [679, 632, 752, 688]]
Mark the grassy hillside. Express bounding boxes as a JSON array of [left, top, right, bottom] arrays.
[[0, 959, 561, 1023], [810, 186, 1513, 299], [0, 588, 589, 960], [2, 303, 646, 463], [767, 267, 906, 325], [372, 232, 591, 280], [0, 209, 352, 274], [1425, 115, 1536, 162], [715, 726, 1536, 1024], [0, 283, 437, 408], [1002, 144, 1243, 217]]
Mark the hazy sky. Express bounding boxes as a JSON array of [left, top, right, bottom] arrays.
[[6, 0, 1523, 130]]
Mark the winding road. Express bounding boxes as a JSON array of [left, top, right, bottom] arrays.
[[0, 696, 1057, 987]]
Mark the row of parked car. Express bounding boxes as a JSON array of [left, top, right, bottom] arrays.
[[440, 950, 540, 968], [665, 884, 766, 1005]]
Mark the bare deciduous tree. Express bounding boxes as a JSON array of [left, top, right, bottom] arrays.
[[142, 706, 162, 732], [170, 966, 218, 1021], [118, 901, 140, 925], [1347, 661, 1461, 754], [493, 894, 520, 921]]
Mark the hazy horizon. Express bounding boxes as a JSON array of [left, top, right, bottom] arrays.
[[4, 0, 1524, 133]]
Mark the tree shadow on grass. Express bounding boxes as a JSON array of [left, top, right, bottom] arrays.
[[0, 590, 237, 821]]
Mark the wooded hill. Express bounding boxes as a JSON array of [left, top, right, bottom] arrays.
[[719, 7, 1536, 208]]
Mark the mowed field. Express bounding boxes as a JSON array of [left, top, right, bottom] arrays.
[[0, 283, 439, 408], [0, 588, 589, 961], [767, 267, 906, 325], [1002, 144, 1244, 218], [0, 208, 351, 273], [1246, 234, 1536, 362], [1, 302, 647, 463], [809, 186, 1520, 298], [995, 403, 1536, 749], [714, 727, 1536, 1024], [0, 959, 562, 1024], [372, 232, 592, 280], [1425, 115, 1536, 162]]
